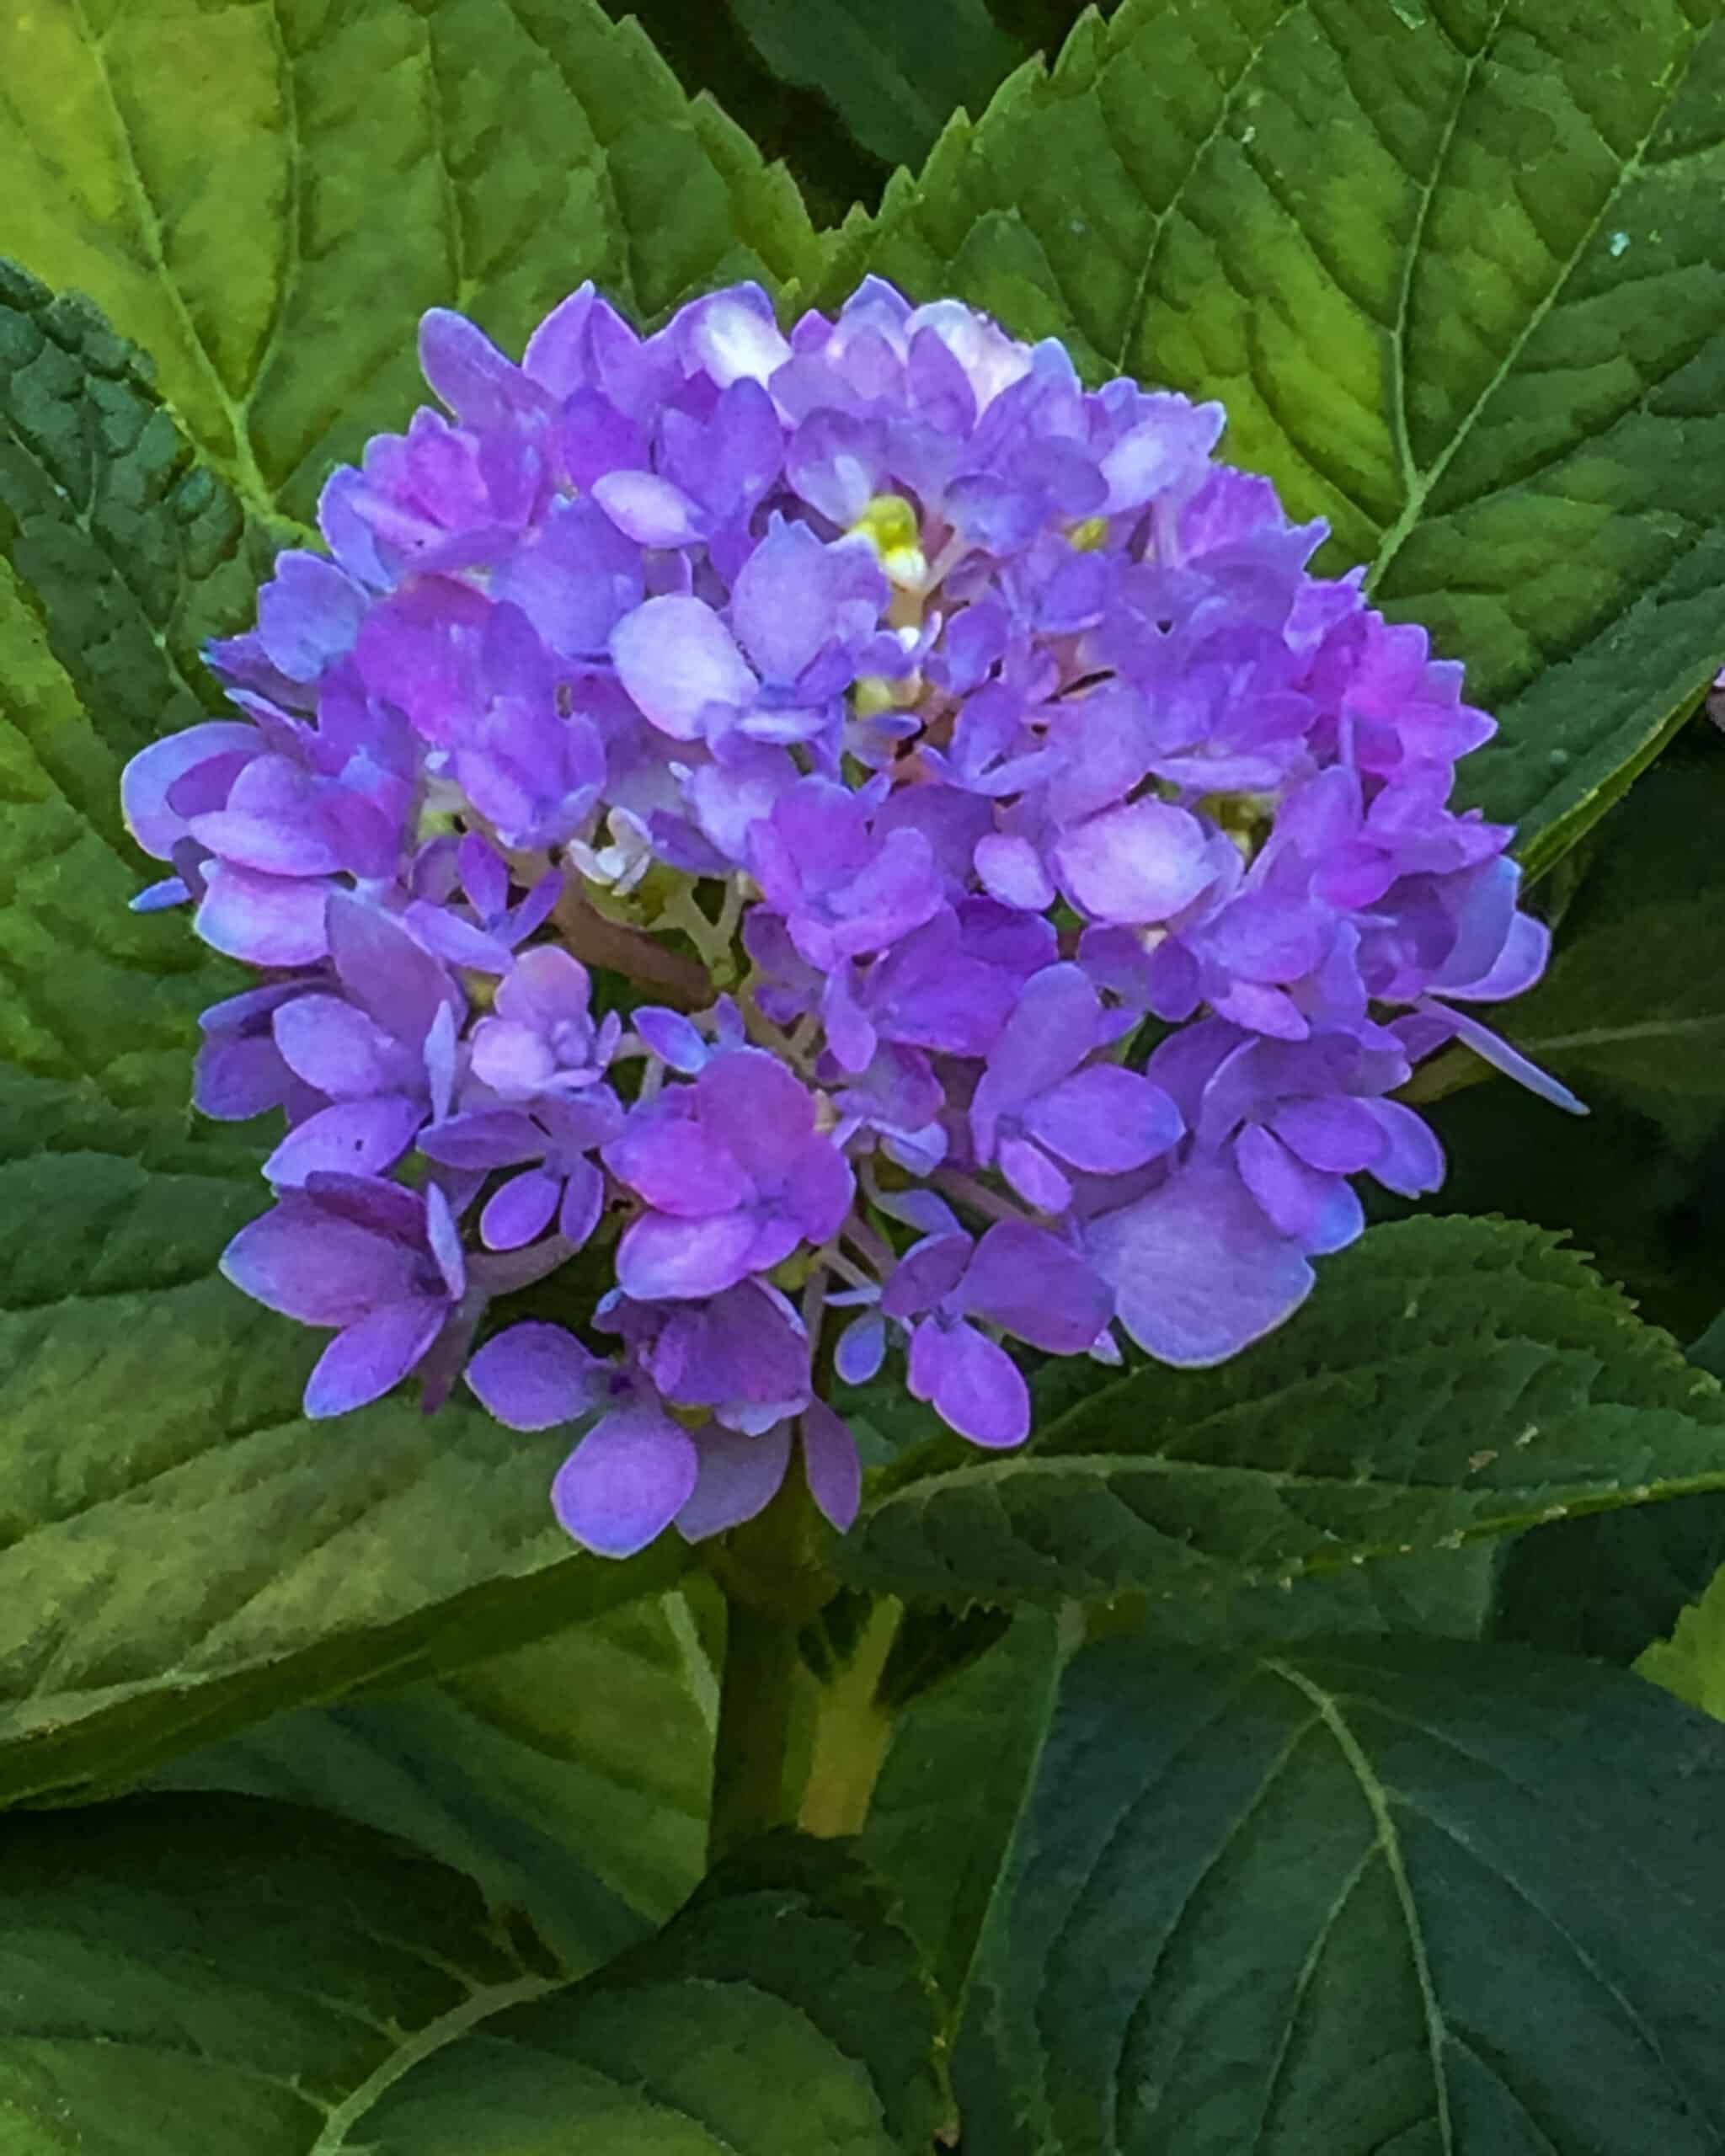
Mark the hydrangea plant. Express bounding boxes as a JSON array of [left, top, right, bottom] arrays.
[[7, 0, 1725, 2147], [124, 277, 1578, 1561]]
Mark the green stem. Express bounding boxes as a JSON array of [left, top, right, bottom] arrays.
[[800, 1597, 900, 1838], [708, 1593, 804, 1866]]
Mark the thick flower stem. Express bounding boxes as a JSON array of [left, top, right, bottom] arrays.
[[708, 1594, 806, 1866], [704, 1471, 836, 1868]]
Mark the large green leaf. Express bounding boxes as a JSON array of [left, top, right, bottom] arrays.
[[1496, 734, 1725, 1143], [960, 1637, 1725, 2153], [152, 1588, 720, 1967], [828, 0, 1725, 863], [0, 1802, 939, 2154], [0, 0, 823, 527], [841, 1215, 1725, 1599], [358, 1834, 945, 2154], [0, 1148, 678, 1809]]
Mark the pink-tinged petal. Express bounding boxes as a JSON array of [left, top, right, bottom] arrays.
[[592, 470, 706, 546], [480, 1168, 561, 1250], [275, 995, 406, 1097], [674, 1422, 793, 1541], [304, 1299, 443, 1418], [221, 1198, 418, 1325], [910, 1318, 1029, 1449], [975, 831, 1056, 911], [615, 1209, 761, 1300], [963, 1222, 1112, 1354], [611, 595, 756, 739], [466, 1321, 604, 1430], [1022, 1066, 1183, 1173], [1087, 1161, 1314, 1368], [264, 1097, 424, 1187], [1052, 799, 1215, 925], [121, 723, 260, 857], [196, 863, 332, 965], [1360, 1098, 1446, 1198], [998, 1135, 1073, 1214], [800, 1400, 862, 1530], [552, 1408, 699, 1557]]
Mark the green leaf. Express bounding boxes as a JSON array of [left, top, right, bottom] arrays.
[[0, 1791, 574, 2153], [355, 1834, 946, 2154], [724, 0, 1022, 171], [860, 1608, 1069, 2016], [0, 0, 823, 527], [963, 1636, 1725, 2153], [0, 1148, 679, 1809], [151, 1588, 721, 1968], [841, 1215, 1725, 1600], [1498, 731, 1725, 1142], [0, 262, 275, 1161], [1637, 1545, 1725, 1719], [0, 1803, 940, 2154], [830, 0, 1725, 863]]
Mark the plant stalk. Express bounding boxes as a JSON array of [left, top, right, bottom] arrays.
[[708, 1591, 805, 1866]]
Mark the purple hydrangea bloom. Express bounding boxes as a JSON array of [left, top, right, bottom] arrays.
[[124, 275, 1580, 1561]]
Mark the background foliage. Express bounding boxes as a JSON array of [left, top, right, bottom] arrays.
[[5, 0, 1725, 2149]]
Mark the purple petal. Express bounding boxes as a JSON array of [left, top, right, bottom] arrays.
[[1021, 1065, 1183, 1173], [674, 1422, 793, 1541], [275, 995, 407, 1097], [1420, 1001, 1587, 1116], [692, 1049, 817, 1182], [1053, 800, 1216, 924], [801, 1401, 862, 1530], [466, 1321, 605, 1430], [881, 1232, 973, 1321], [614, 1210, 761, 1300], [481, 1167, 562, 1250], [909, 1317, 1029, 1449], [220, 1198, 417, 1325], [425, 1183, 467, 1299], [264, 1097, 424, 1187], [122, 722, 259, 858], [634, 1006, 710, 1074], [974, 832, 1056, 911], [196, 864, 332, 966], [997, 1135, 1074, 1214], [552, 1407, 700, 1557], [1234, 1124, 1364, 1255], [1361, 1098, 1446, 1198], [470, 1019, 558, 1097], [304, 1299, 443, 1417], [611, 595, 756, 739], [1086, 1161, 1314, 1367], [592, 470, 706, 547], [559, 1159, 606, 1246], [1268, 1095, 1388, 1174], [418, 1108, 548, 1170], [836, 1310, 886, 1385], [962, 1222, 1112, 1353], [606, 1113, 752, 1217]]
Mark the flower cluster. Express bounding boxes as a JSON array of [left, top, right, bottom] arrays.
[[123, 279, 1578, 1558]]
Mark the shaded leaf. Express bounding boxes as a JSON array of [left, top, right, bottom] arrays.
[[841, 1216, 1725, 1600], [0, 1792, 573, 2153], [0, 1149, 679, 1809], [0, 1803, 940, 2155], [0, 0, 824, 527], [828, 0, 1725, 863], [963, 1636, 1725, 2153], [1637, 1543, 1725, 1720], [150, 1587, 721, 1969], [357, 1833, 946, 2153]]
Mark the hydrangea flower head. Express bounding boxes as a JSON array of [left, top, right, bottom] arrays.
[[124, 277, 1580, 1560]]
